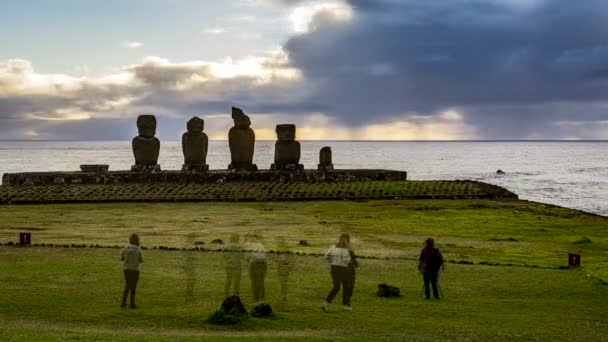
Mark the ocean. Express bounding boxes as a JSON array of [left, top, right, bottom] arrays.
[[1, 141, 607, 216]]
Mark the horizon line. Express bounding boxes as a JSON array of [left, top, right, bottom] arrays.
[[0, 139, 607, 143]]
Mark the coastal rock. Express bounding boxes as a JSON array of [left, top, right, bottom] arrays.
[[271, 124, 303, 171], [131, 115, 160, 172], [181, 117, 209, 172], [228, 107, 257, 171], [496, 169, 505, 175], [318, 146, 334, 172]]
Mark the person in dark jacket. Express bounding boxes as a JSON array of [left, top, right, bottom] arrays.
[[418, 238, 444, 299]]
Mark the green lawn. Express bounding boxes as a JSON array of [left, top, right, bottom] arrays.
[[0, 199, 607, 340], [0, 247, 606, 341]]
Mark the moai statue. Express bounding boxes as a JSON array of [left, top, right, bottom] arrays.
[[318, 146, 334, 172], [271, 124, 303, 171], [181, 117, 209, 172], [131, 115, 161, 172], [228, 107, 257, 171]]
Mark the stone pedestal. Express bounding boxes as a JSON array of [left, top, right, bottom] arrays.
[[130, 164, 161, 173], [181, 164, 209, 172], [270, 163, 304, 172], [228, 107, 256, 171], [228, 162, 258, 171]]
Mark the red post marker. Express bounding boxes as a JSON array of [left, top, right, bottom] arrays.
[[19, 232, 31, 245], [568, 253, 580, 267]]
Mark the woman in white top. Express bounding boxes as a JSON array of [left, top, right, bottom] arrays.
[[321, 233, 356, 312], [121, 233, 144, 308]]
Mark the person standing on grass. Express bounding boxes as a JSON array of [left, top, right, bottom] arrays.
[[246, 235, 267, 304], [224, 233, 243, 298], [321, 233, 355, 312], [418, 237, 444, 299], [121, 233, 144, 308]]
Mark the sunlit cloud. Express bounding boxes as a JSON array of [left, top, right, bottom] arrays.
[[122, 41, 143, 49], [290, 1, 353, 33]]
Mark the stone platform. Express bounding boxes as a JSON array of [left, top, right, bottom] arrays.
[[2, 169, 407, 186], [0, 180, 517, 205]]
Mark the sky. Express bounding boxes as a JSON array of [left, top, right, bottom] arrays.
[[1, 0, 608, 140]]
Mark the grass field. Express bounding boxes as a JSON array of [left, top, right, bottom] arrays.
[[0, 199, 607, 340]]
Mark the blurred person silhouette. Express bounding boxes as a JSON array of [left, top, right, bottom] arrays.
[[121, 233, 144, 308], [182, 233, 196, 303], [276, 236, 295, 308], [224, 233, 243, 298], [321, 233, 357, 312], [344, 234, 359, 309], [418, 238, 445, 299], [246, 234, 267, 304]]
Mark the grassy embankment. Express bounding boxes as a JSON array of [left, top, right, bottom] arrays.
[[0, 180, 514, 204], [0, 199, 607, 340]]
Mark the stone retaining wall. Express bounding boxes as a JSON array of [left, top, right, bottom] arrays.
[[2, 169, 407, 186]]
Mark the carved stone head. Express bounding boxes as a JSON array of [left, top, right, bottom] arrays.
[[232, 107, 251, 128], [137, 115, 157, 138], [320, 146, 332, 165], [187, 117, 204, 133], [276, 124, 296, 141]]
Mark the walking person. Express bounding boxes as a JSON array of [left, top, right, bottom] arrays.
[[246, 235, 267, 304], [344, 235, 359, 310], [418, 238, 444, 299], [321, 233, 355, 312], [121, 233, 144, 308], [224, 233, 243, 298], [276, 236, 295, 309]]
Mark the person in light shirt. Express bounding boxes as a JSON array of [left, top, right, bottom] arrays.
[[321, 233, 358, 312], [121, 233, 144, 308]]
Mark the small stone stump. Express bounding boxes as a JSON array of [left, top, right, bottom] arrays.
[[181, 117, 209, 172], [80, 164, 109, 173], [131, 115, 161, 173], [318, 146, 334, 172], [271, 124, 303, 171], [228, 107, 257, 171]]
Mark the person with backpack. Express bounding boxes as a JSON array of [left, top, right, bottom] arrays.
[[321, 233, 356, 312], [121, 233, 144, 308], [418, 238, 444, 299]]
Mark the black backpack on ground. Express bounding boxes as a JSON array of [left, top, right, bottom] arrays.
[[377, 283, 401, 297], [251, 303, 273, 317], [207, 296, 249, 325]]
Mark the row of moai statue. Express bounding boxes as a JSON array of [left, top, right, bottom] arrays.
[[131, 107, 334, 172]]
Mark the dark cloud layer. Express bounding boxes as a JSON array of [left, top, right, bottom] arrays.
[[283, 0, 608, 138]]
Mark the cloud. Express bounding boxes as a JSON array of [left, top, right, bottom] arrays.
[[289, 1, 353, 33], [4, 0, 608, 140], [279, 0, 608, 138], [202, 28, 228, 35], [0, 50, 310, 140], [122, 41, 143, 49]]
